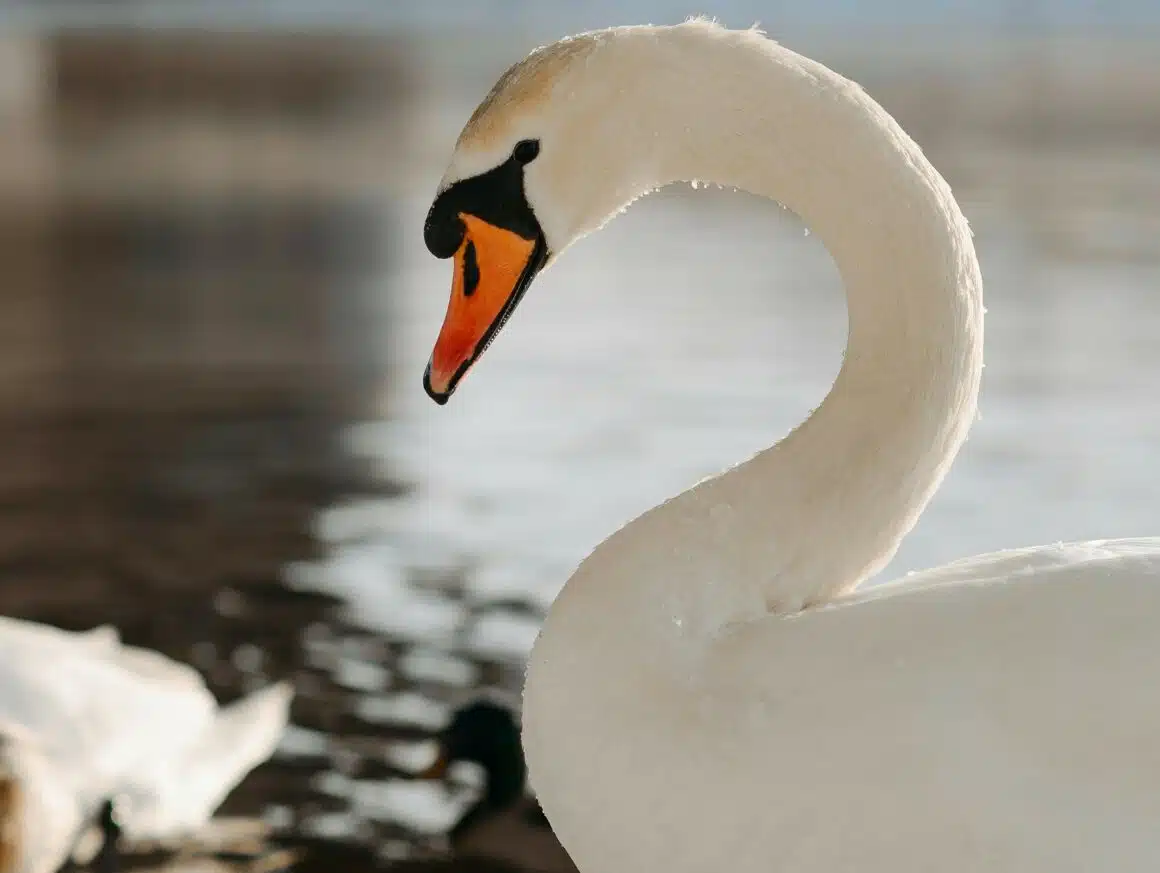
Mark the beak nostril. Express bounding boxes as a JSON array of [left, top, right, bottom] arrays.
[[462, 240, 481, 297]]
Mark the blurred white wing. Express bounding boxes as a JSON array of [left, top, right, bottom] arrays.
[[0, 618, 292, 871], [117, 681, 294, 838]]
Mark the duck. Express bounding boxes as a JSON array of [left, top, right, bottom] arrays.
[[0, 617, 291, 873], [418, 18, 1160, 872], [417, 701, 575, 872]]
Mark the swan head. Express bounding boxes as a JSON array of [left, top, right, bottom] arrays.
[[422, 25, 680, 402]]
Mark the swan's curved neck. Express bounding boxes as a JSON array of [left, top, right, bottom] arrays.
[[522, 24, 983, 872], [548, 25, 983, 628]]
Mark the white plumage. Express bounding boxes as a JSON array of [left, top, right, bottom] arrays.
[[0, 617, 290, 873]]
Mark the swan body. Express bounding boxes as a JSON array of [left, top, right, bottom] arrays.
[[0, 617, 292, 873], [420, 20, 1160, 871]]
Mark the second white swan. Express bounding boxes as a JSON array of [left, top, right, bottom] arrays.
[[0, 617, 291, 873], [421, 20, 1160, 872]]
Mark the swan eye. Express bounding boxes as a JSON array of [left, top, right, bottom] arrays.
[[512, 139, 540, 165]]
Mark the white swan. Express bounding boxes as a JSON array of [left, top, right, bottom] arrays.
[[0, 616, 292, 873], [420, 19, 1160, 871]]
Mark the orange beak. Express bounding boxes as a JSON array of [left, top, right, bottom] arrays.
[[424, 213, 540, 403]]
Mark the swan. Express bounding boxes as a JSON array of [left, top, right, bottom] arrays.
[[419, 19, 1160, 871], [0, 617, 292, 873]]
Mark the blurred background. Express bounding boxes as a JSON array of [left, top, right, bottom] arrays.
[[0, 0, 1158, 865]]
